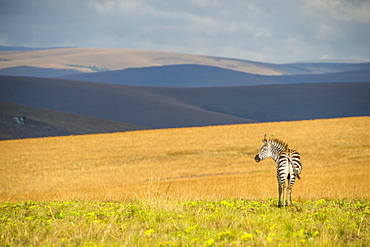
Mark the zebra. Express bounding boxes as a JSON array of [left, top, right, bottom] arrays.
[[254, 134, 302, 207]]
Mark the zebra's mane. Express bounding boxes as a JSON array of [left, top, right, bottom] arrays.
[[269, 137, 288, 151]]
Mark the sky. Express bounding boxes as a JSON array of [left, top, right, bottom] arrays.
[[1, 0, 370, 63]]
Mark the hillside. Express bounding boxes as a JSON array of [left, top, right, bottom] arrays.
[[0, 45, 74, 51], [58, 64, 370, 87], [0, 76, 255, 129], [1, 116, 369, 202], [143, 83, 370, 121], [0, 47, 283, 75], [0, 101, 143, 140], [0, 75, 369, 129], [0, 65, 83, 78], [58, 64, 265, 87], [2, 47, 370, 76]]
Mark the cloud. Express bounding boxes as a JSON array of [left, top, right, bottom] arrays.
[[315, 24, 344, 41], [78, 0, 369, 63], [188, 0, 223, 8], [306, 0, 370, 22], [88, 0, 152, 16], [0, 0, 369, 63]]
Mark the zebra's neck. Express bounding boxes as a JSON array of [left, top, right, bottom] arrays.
[[269, 140, 288, 163]]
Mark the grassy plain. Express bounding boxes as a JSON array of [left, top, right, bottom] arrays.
[[1, 116, 369, 202], [1, 117, 370, 246]]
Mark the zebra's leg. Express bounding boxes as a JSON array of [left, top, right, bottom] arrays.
[[286, 176, 293, 206], [278, 184, 283, 207], [287, 185, 292, 206], [282, 184, 288, 207]]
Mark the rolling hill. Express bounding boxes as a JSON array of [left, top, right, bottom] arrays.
[[2, 47, 370, 77], [0, 76, 255, 129], [0, 65, 83, 78], [1, 47, 369, 137], [0, 101, 143, 140], [0, 75, 369, 129], [0, 47, 284, 75], [0, 45, 74, 51], [58, 64, 370, 87], [139, 83, 370, 122]]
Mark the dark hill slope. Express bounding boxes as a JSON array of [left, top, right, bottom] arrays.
[[0, 101, 143, 140], [0, 66, 83, 78], [58, 64, 370, 87], [142, 83, 370, 122], [1, 76, 369, 128], [0, 76, 254, 128], [58, 64, 263, 87]]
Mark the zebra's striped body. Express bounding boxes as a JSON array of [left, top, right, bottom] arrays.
[[254, 134, 302, 207]]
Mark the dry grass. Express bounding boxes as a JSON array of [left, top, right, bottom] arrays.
[[1, 117, 369, 202]]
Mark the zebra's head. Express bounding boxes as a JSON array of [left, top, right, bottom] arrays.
[[254, 134, 272, 162], [254, 134, 287, 163]]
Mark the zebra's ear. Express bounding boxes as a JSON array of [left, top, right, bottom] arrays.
[[263, 134, 269, 143]]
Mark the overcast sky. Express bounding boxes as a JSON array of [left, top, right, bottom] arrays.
[[1, 0, 369, 63]]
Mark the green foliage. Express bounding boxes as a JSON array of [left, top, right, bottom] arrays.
[[1, 199, 369, 246], [65, 64, 110, 72]]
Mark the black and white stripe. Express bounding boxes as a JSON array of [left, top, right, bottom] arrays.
[[254, 134, 302, 207]]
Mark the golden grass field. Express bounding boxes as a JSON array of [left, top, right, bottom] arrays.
[[1, 117, 369, 203]]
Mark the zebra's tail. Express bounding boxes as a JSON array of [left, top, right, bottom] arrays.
[[293, 167, 301, 180]]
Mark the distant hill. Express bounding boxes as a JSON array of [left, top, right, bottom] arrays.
[[1, 64, 369, 87], [0, 101, 143, 140], [141, 83, 370, 122], [0, 66, 84, 78], [0, 76, 255, 129], [58, 64, 266, 87], [0, 75, 369, 129], [58, 64, 370, 87], [274, 62, 370, 75], [0, 46, 75, 51], [2, 47, 370, 76]]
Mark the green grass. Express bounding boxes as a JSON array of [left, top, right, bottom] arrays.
[[1, 198, 369, 246], [65, 64, 110, 72]]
